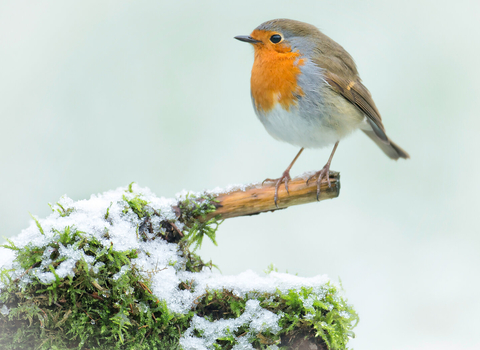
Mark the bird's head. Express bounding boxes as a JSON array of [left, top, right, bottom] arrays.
[[235, 19, 321, 56]]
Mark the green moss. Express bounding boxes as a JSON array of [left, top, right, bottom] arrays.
[[0, 224, 191, 349], [272, 285, 358, 349], [0, 186, 358, 349], [177, 192, 221, 252], [48, 202, 75, 218], [189, 284, 358, 350]]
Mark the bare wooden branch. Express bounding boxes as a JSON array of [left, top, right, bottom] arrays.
[[203, 171, 340, 221]]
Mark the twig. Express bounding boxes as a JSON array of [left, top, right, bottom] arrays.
[[202, 171, 340, 221]]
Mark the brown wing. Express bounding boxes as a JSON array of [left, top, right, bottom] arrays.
[[324, 71, 389, 142]]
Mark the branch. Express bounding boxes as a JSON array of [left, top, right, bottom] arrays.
[[203, 171, 340, 221]]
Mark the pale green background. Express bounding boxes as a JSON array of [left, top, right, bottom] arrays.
[[1, 1, 479, 349]]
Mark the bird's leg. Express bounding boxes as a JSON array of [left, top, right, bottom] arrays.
[[307, 141, 339, 200], [263, 148, 304, 207]]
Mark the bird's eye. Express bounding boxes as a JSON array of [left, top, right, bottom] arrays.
[[270, 34, 282, 44]]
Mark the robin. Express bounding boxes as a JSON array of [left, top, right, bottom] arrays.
[[235, 19, 409, 205]]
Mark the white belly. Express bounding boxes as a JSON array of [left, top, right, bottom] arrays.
[[254, 86, 365, 149]]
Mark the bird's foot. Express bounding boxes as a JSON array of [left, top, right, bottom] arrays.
[[262, 169, 292, 207], [306, 163, 332, 201]]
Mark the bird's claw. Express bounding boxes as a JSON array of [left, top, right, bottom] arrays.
[[306, 164, 331, 201], [262, 170, 292, 207]]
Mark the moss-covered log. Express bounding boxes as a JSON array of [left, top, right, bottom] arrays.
[[0, 180, 356, 350]]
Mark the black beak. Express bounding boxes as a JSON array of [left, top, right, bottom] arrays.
[[234, 35, 261, 44]]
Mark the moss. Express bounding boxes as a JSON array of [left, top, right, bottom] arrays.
[[0, 227, 190, 349], [189, 284, 358, 350], [177, 192, 221, 251], [0, 185, 358, 349]]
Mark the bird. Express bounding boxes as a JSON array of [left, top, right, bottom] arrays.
[[235, 18, 409, 205]]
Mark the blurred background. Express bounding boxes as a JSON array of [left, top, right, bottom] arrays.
[[1, 1, 479, 349]]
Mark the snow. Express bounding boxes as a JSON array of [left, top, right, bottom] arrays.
[[0, 304, 9, 316], [204, 172, 320, 196], [205, 183, 255, 196], [181, 299, 281, 350], [0, 184, 334, 348]]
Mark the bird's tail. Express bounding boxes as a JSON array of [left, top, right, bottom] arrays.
[[362, 129, 410, 160]]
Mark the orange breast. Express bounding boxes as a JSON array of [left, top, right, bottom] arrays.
[[250, 43, 305, 113]]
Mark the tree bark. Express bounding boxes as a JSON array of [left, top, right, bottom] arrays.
[[203, 171, 340, 221]]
